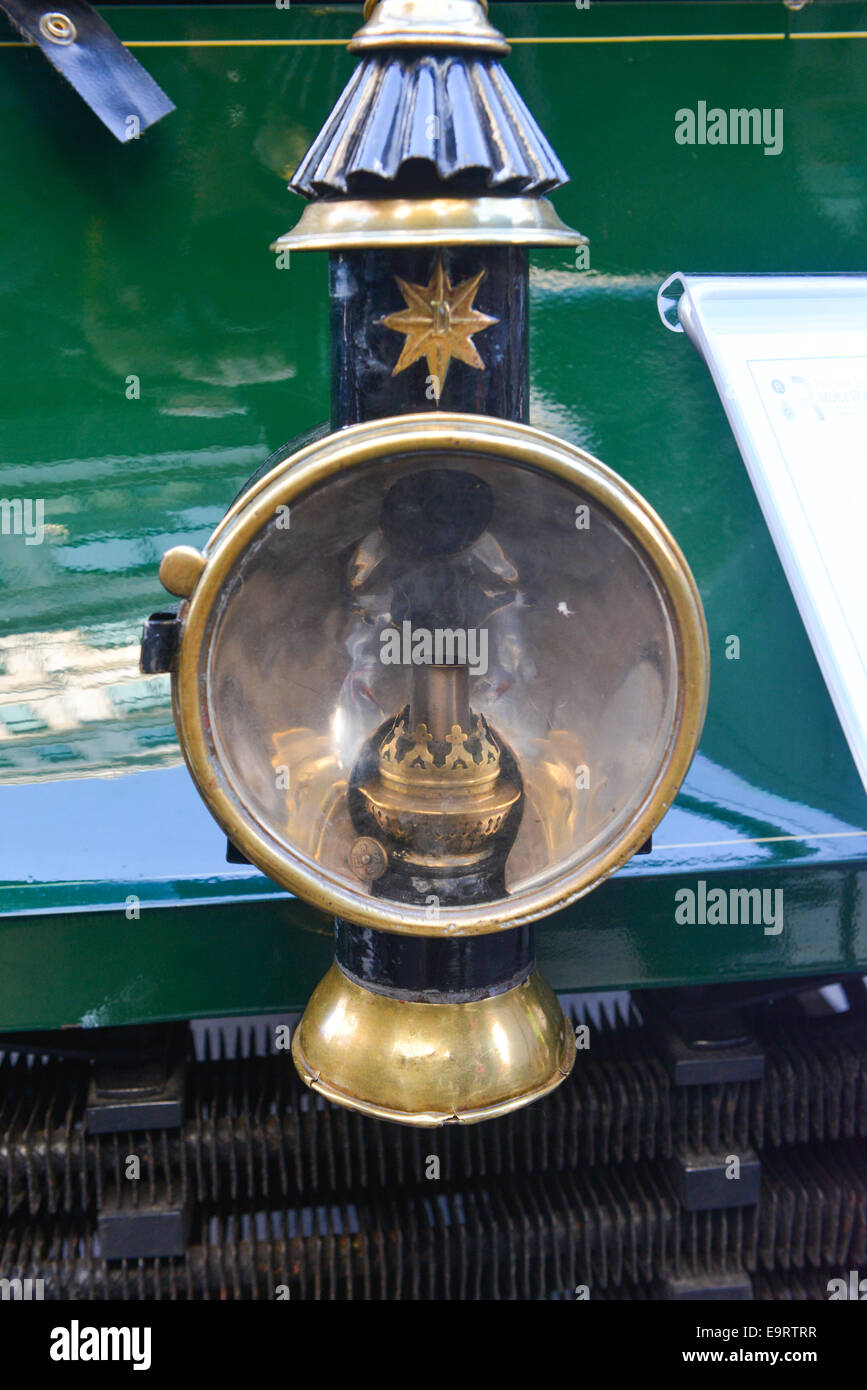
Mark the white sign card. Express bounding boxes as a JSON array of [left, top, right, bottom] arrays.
[[658, 274, 867, 794]]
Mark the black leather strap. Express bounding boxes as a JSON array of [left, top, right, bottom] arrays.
[[1, 0, 174, 141]]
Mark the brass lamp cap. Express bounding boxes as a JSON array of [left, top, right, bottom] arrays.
[[351, 0, 509, 55], [292, 965, 576, 1126]]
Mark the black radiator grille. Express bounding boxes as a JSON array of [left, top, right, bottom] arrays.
[[1, 1149, 865, 1300], [0, 1003, 865, 1299]]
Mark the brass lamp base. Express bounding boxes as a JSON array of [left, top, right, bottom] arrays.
[[292, 964, 576, 1127]]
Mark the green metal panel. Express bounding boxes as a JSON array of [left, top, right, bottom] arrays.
[[1, 3, 866, 1029]]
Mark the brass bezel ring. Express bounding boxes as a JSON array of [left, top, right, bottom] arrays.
[[168, 413, 709, 937]]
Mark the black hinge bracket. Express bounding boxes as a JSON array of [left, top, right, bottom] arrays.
[[140, 610, 181, 675]]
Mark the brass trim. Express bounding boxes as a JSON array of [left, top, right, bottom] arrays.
[[40, 12, 77, 45], [13, 36, 866, 51], [291, 964, 575, 1127], [271, 196, 587, 253], [158, 545, 206, 599], [168, 412, 709, 938], [352, 0, 508, 55]]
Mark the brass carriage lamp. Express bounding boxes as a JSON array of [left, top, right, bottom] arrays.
[[150, 0, 709, 1126]]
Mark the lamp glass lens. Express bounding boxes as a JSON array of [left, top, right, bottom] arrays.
[[204, 449, 678, 907]]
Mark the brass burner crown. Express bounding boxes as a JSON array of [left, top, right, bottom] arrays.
[[379, 707, 500, 788]]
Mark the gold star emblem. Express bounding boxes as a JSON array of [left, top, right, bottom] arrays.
[[382, 254, 498, 401]]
